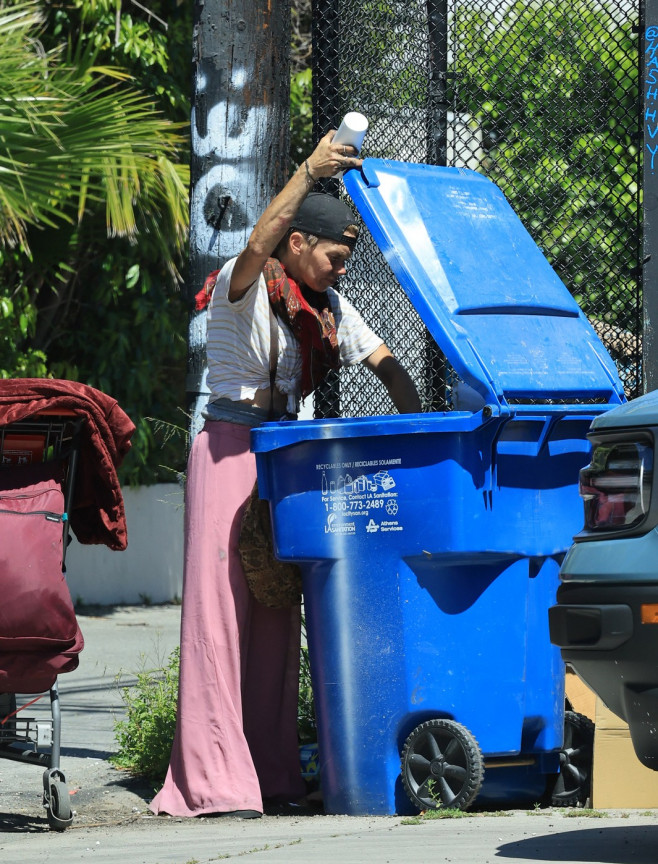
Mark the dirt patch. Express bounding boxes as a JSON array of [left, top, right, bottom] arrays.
[[0, 755, 156, 831]]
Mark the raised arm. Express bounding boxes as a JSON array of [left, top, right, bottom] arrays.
[[228, 134, 362, 302], [363, 344, 422, 414]]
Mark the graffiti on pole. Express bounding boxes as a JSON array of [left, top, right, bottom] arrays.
[[645, 26, 658, 173], [186, 1, 289, 438]]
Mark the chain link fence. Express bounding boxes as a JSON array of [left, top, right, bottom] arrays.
[[309, 0, 641, 417]]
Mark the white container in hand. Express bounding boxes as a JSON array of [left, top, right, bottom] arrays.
[[333, 112, 369, 154]]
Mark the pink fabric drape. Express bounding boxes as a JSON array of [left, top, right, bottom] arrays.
[[149, 421, 305, 817]]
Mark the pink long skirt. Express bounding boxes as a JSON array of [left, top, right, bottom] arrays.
[[149, 420, 306, 816]]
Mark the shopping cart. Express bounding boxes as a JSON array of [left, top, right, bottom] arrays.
[[0, 410, 85, 830]]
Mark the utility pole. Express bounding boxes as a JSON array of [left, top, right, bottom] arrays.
[[186, 0, 291, 438]]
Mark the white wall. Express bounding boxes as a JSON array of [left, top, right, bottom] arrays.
[[65, 484, 184, 606]]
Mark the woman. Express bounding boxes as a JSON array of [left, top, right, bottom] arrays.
[[150, 131, 421, 819]]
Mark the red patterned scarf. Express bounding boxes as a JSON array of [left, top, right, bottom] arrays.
[[263, 258, 340, 399]]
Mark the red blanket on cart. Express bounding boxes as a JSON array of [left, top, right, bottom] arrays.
[[0, 379, 135, 551]]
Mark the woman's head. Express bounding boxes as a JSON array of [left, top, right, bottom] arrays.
[[277, 193, 359, 292]]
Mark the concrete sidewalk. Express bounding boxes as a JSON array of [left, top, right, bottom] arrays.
[[0, 604, 657, 864]]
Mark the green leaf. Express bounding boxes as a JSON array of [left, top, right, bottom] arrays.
[[126, 264, 140, 288]]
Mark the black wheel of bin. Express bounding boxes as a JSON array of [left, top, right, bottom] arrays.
[[551, 710, 594, 807], [46, 779, 72, 831], [401, 719, 485, 811]]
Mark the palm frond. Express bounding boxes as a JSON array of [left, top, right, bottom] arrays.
[[0, 2, 189, 261]]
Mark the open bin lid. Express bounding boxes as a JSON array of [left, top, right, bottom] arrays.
[[343, 160, 625, 409]]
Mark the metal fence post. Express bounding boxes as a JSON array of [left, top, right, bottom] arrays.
[[425, 0, 449, 411], [311, 0, 342, 418], [643, 0, 658, 393]]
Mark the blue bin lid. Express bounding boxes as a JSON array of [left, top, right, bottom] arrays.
[[343, 160, 625, 408]]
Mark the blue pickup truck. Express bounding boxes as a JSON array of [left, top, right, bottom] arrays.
[[549, 389, 658, 771]]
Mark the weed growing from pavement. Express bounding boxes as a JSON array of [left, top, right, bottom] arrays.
[[298, 618, 316, 744], [401, 809, 514, 824], [111, 646, 180, 783], [425, 778, 443, 809], [563, 808, 607, 818], [223, 842, 301, 856], [421, 808, 471, 820]]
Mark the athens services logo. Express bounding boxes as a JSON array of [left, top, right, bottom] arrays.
[[325, 513, 356, 535]]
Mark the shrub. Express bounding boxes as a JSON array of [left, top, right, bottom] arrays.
[[111, 646, 180, 782], [112, 622, 317, 784]]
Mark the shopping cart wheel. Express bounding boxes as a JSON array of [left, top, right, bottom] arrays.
[[401, 718, 485, 811], [43, 769, 72, 831], [550, 710, 594, 807]]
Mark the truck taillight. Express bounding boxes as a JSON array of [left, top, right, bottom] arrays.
[[579, 439, 653, 532]]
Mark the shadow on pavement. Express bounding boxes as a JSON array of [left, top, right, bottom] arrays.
[[497, 824, 658, 863], [0, 810, 49, 833]]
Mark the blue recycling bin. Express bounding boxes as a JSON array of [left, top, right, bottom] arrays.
[[251, 160, 626, 815]]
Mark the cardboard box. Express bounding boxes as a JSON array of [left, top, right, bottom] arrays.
[[564, 667, 596, 722], [563, 668, 658, 807], [591, 697, 658, 808]]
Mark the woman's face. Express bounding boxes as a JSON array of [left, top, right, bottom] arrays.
[[296, 236, 353, 293]]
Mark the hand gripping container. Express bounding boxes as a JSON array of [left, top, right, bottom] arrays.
[[251, 160, 626, 815]]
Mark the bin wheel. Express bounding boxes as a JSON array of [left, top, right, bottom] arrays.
[[45, 779, 72, 831], [551, 710, 594, 807], [401, 719, 485, 811]]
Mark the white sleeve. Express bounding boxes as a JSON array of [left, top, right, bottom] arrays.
[[213, 256, 259, 311], [330, 289, 384, 366]]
